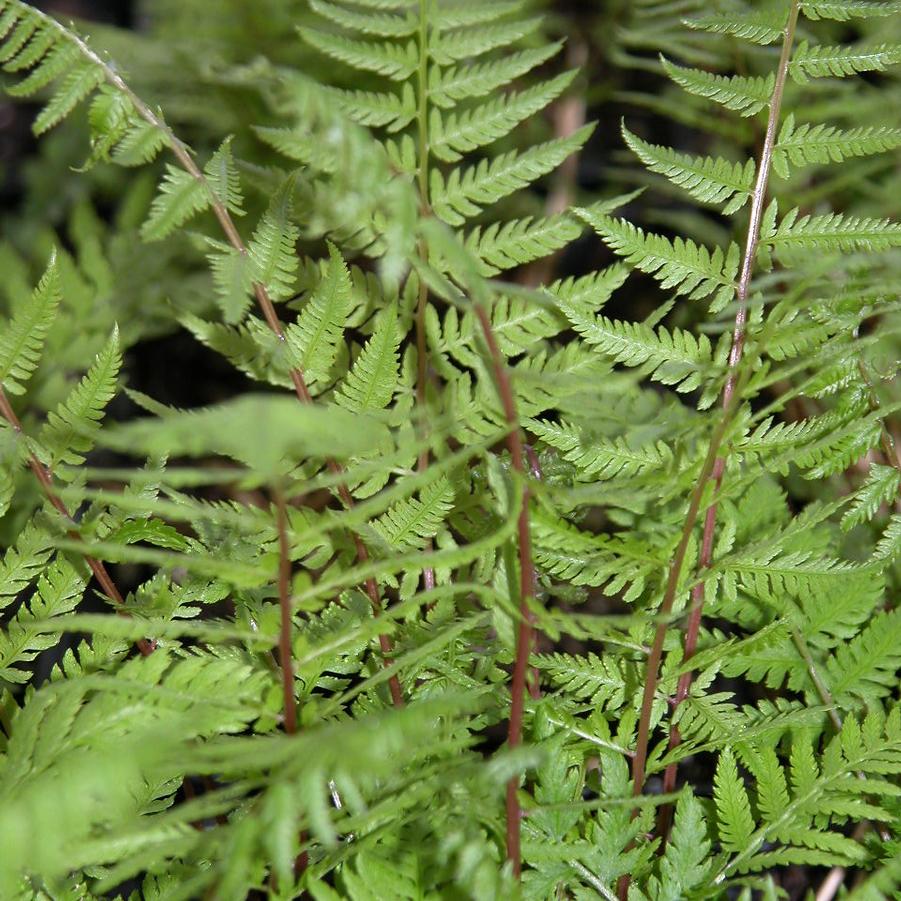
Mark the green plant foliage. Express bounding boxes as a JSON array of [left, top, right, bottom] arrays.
[[0, 0, 900, 897]]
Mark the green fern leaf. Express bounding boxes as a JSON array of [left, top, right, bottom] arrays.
[[623, 124, 755, 214], [431, 0, 527, 30], [579, 209, 740, 311], [765, 207, 901, 258], [561, 308, 714, 393], [530, 508, 651, 600], [299, 27, 418, 80], [429, 16, 542, 65], [38, 327, 121, 469], [826, 608, 901, 706], [284, 244, 351, 382], [205, 240, 254, 324], [432, 124, 594, 226], [803, 0, 901, 19], [5, 40, 76, 98], [34, 61, 104, 135], [203, 138, 244, 216], [790, 41, 901, 83], [112, 120, 167, 167], [684, 8, 788, 45], [529, 418, 673, 480], [662, 56, 774, 116], [309, 0, 417, 37], [740, 745, 790, 829], [548, 264, 631, 315], [335, 304, 401, 412], [248, 187, 300, 302], [534, 652, 628, 710], [371, 476, 454, 550], [180, 314, 291, 389], [429, 70, 576, 162], [650, 792, 712, 901], [714, 747, 756, 853], [874, 514, 901, 563], [141, 164, 209, 242], [429, 41, 562, 107], [330, 83, 416, 132], [0, 557, 85, 683], [841, 464, 900, 531], [463, 208, 586, 276], [0, 9, 41, 66], [85, 86, 136, 165], [0, 522, 54, 611], [773, 113, 901, 177], [0, 255, 61, 395]]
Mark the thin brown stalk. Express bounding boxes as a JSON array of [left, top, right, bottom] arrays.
[[472, 305, 536, 880], [0, 385, 155, 656], [49, 15, 403, 707], [620, 4, 801, 893]]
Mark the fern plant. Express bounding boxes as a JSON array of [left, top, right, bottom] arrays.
[[1, 0, 900, 898]]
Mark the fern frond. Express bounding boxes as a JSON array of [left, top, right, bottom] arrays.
[[430, 0, 527, 30], [0, 522, 54, 611], [299, 26, 417, 80], [141, 164, 208, 242], [429, 16, 542, 65], [790, 41, 901, 83], [248, 187, 300, 302], [0, 12, 102, 135], [530, 509, 652, 600], [205, 239, 253, 325], [684, 8, 788, 45], [203, 138, 244, 217], [181, 314, 291, 388], [429, 71, 576, 162], [529, 418, 673, 480], [826, 608, 901, 706], [661, 56, 774, 116], [765, 207, 901, 258], [431, 124, 594, 226], [548, 263, 631, 315], [649, 792, 712, 900], [38, 327, 121, 470], [371, 476, 454, 550], [111, 119, 167, 167], [534, 652, 629, 710], [674, 686, 746, 745], [330, 83, 416, 132], [284, 244, 351, 383], [841, 464, 900, 531], [561, 306, 714, 394], [802, 0, 901, 19], [773, 113, 901, 177], [335, 304, 401, 412], [463, 209, 586, 276], [428, 41, 562, 107], [579, 209, 740, 311], [0, 557, 85, 683], [622, 123, 755, 214], [309, 0, 417, 38], [714, 747, 755, 853], [874, 514, 901, 563], [0, 255, 60, 395]]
